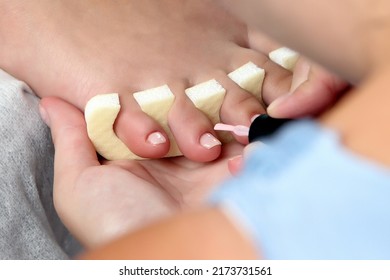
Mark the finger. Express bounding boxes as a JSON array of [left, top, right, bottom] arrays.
[[115, 92, 171, 158], [167, 82, 222, 162], [267, 64, 349, 118], [227, 142, 263, 175], [39, 97, 100, 186], [289, 57, 311, 92], [227, 155, 243, 176]]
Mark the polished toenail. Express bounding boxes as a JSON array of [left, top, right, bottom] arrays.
[[200, 133, 221, 149], [147, 132, 167, 145]]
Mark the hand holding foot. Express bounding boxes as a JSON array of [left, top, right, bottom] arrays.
[[40, 97, 243, 247]]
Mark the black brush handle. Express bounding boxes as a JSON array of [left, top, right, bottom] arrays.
[[249, 114, 292, 142]]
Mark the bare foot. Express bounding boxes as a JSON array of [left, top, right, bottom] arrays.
[[1, 0, 293, 161]]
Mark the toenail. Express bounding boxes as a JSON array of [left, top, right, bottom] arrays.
[[147, 132, 167, 145], [200, 133, 221, 149]]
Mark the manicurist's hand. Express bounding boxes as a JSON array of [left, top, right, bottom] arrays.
[[249, 31, 348, 118], [265, 57, 349, 118], [39, 97, 243, 249], [214, 2, 350, 119]]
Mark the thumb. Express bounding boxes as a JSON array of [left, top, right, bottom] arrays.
[[267, 63, 348, 118], [39, 97, 99, 190]]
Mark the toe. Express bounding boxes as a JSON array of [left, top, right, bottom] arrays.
[[229, 48, 293, 105], [168, 83, 222, 162], [218, 70, 266, 123], [114, 92, 171, 159]]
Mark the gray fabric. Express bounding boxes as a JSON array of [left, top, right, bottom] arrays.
[[0, 69, 81, 259]]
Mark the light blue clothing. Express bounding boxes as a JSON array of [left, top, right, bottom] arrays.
[[210, 120, 390, 259]]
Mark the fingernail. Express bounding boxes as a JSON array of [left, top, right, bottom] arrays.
[[266, 92, 291, 116], [228, 155, 244, 176], [251, 114, 261, 123], [200, 133, 221, 149], [147, 132, 166, 145], [39, 103, 50, 127], [228, 155, 243, 166], [243, 142, 264, 159]]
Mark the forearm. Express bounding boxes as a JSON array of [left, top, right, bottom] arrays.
[[79, 208, 258, 260]]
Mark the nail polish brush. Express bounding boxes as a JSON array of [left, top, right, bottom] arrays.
[[214, 114, 292, 143]]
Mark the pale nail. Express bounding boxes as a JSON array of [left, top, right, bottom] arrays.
[[251, 114, 261, 123], [228, 155, 243, 166], [266, 93, 291, 116], [243, 142, 264, 158], [147, 132, 166, 145], [200, 133, 221, 149], [39, 104, 50, 127], [228, 155, 244, 176]]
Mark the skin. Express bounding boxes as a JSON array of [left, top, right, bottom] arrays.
[[0, 0, 344, 162], [220, 0, 390, 171], [39, 97, 247, 249], [51, 0, 390, 259], [11, 0, 376, 258], [219, 0, 369, 83], [219, 0, 390, 167], [0, 0, 265, 162]]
